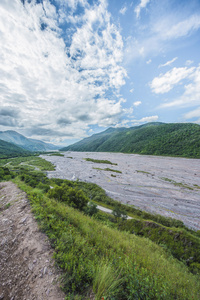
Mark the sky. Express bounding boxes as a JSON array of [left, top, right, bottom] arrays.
[[0, 0, 200, 146]]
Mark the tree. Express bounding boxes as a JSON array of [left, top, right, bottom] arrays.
[[112, 205, 127, 221], [85, 201, 98, 216], [47, 184, 88, 211]]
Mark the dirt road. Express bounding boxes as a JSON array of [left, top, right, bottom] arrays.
[[42, 152, 200, 231], [0, 182, 65, 300]]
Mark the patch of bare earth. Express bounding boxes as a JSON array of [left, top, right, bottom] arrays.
[[0, 181, 65, 300]]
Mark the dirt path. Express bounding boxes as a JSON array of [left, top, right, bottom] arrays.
[[0, 182, 65, 300]]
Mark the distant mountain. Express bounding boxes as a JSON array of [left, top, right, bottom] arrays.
[[0, 130, 59, 152], [61, 122, 200, 158], [0, 139, 30, 158]]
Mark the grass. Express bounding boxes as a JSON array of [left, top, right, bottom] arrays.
[[161, 177, 194, 190], [92, 261, 125, 299], [13, 178, 200, 299], [136, 170, 152, 175], [5, 203, 11, 209], [84, 158, 117, 165], [1, 155, 200, 299], [93, 167, 122, 173], [48, 153, 64, 157], [0, 156, 55, 171]]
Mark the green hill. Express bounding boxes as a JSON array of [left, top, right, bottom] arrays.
[[0, 139, 30, 158], [61, 122, 200, 158], [0, 130, 59, 152]]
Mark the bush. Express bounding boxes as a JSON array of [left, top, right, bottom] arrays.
[[85, 201, 98, 216], [47, 184, 88, 211], [0, 167, 15, 181], [112, 205, 128, 221]]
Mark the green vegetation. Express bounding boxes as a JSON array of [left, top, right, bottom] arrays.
[[48, 152, 64, 157], [12, 178, 200, 299], [112, 204, 128, 221], [85, 158, 117, 165], [93, 167, 122, 173], [0, 167, 15, 181], [161, 177, 194, 190], [47, 184, 88, 211], [136, 170, 152, 175], [0, 139, 30, 158], [70, 181, 186, 229], [61, 122, 200, 158], [0, 156, 55, 171], [119, 219, 200, 274], [0, 130, 58, 152], [1, 155, 200, 299], [5, 203, 11, 209]]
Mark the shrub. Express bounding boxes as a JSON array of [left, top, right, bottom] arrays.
[[85, 201, 98, 216], [47, 184, 88, 211]]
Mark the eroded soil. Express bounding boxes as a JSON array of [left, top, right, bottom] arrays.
[[0, 182, 65, 300], [42, 152, 200, 231]]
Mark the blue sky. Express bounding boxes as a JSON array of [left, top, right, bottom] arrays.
[[0, 0, 200, 145]]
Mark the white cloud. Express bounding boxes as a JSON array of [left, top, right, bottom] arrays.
[[130, 88, 134, 93], [124, 13, 200, 62], [185, 60, 194, 66], [132, 115, 158, 124], [184, 107, 200, 119], [150, 67, 195, 94], [159, 57, 178, 68], [159, 65, 200, 108], [0, 0, 127, 142], [119, 6, 127, 15], [135, 0, 150, 19], [146, 59, 152, 64], [133, 101, 141, 106], [162, 14, 200, 40]]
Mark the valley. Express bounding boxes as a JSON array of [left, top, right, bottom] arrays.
[[42, 152, 200, 231]]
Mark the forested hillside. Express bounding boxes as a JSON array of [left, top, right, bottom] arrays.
[[0, 130, 58, 152], [0, 139, 30, 158], [61, 123, 200, 158]]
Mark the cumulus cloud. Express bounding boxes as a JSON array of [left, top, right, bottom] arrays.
[[159, 57, 178, 68], [150, 67, 195, 94], [0, 0, 127, 142], [135, 0, 150, 19], [133, 101, 141, 106], [160, 65, 200, 108]]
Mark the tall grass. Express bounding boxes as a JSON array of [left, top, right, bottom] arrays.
[[14, 178, 200, 299], [93, 260, 125, 299]]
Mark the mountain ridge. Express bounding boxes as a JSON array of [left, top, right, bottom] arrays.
[[0, 139, 30, 158], [60, 122, 200, 158], [0, 130, 58, 152]]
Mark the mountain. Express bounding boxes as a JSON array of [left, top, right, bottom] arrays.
[[60, 122, 200, 158], [0, 139, 30, 158], [0, 130, 59, 152]]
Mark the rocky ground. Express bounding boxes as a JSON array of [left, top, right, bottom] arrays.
[[43, 152, 200, 231], [0, 182, 65, 300]]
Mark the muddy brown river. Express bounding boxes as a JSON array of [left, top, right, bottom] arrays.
[[41, 152, 200, 231]]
